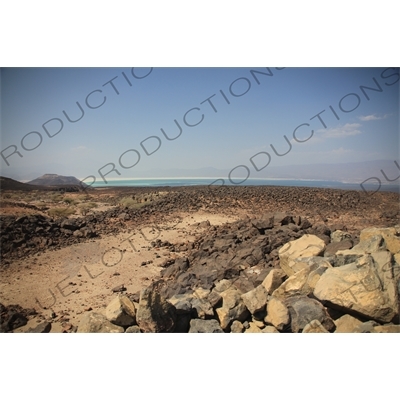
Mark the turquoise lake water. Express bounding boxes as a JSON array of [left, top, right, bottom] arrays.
[[90, 178, 399, 192]]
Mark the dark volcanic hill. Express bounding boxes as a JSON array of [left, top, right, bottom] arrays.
[[0, 176, 52, 191], [0, 175, 87, 192], [28, 174, 83, 186]]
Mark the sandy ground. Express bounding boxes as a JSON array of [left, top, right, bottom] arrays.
[[1, 211, 239, 332]]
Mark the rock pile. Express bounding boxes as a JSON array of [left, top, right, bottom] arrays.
[[0, 214, 98, 261], [76, 217, 400, 333], [1, 206, 159, 261]]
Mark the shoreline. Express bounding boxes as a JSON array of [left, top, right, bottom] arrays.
[[90, 182, 399, 192]]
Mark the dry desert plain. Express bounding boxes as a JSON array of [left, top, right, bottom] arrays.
[[1, 184, 399, 333]]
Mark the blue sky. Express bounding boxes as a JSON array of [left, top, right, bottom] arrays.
[[1, 67, 398, 182]]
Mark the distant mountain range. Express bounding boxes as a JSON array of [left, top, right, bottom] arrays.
[[257, 160, 399, 184]]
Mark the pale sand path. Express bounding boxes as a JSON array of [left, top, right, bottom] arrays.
[[1, 211, 239, 332]]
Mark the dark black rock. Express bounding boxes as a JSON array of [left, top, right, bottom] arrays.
[[324, 240, 353, 257], [136, 282, 177, 333], [286, 296, 335, 333], [27, 321, 52, 333], [312, 223, 331, 237], [299, 218, 312, 230], [6, 312, 28, 331], [315, 234, 331, 245], [60, 219, 80, 231], [174, 314, 192, 332], [273, 212, 294, 226], [251, 215, 274, 233], [112, 284, 126, 293]]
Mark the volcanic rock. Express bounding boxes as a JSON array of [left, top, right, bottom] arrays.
[[215, 286, 249, 330], [302, 320, 330, 333], [136, 282, 177, 333], [105, 295, 136, 327], [189, 319, 223, 333], [278, 234, 326, 276], [125, 325, 141, 333], [262, 326, 280, 333], [334, 314, 363, 333], [360, 227, 400, 254], [265, 297, 290, 331], [27, 321, 52, 333], [77, 312, 124, 333], [314, 252, 398, 323], [286, 296, 335, 333], [261, 269, 286, 294], [241, 285, 268, 315]]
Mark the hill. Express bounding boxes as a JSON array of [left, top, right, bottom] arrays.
[[0, 175, 87, 192], [0, 176, 53, 191], [28, 174, 84, 186]]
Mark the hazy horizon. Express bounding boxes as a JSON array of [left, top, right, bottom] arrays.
[[1, 68, 399, 186], [7, 159, 399, 188]]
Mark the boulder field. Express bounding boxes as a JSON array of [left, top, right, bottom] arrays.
[[2, 211, 399, 333], [74, 215, 400, 333]]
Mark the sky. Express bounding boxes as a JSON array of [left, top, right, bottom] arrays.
[[0, 67, 399, 183]]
